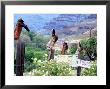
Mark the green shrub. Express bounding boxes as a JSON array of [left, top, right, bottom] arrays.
[[69, 44, 77, 54], [25, 47, 47, 61], [25, 49, 34, 63], [34, 51, 46, 61], [24, 61, 36, 72], [80, 37, 97, 60], [27, 59, 75, 76], [24, 47, 48, 72], [81, 60, 97, 76]]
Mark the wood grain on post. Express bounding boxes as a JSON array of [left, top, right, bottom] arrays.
[[16, 41, 25, 76], [77, 42, 82, 76]]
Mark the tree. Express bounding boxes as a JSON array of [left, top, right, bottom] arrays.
[[81, 37, 97, 60], [20, 33, 31, 43], [33, 34, 49, 50], [28, 31, 36, 41]]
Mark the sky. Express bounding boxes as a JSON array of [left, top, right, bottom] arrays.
[[14, 14, 97, 34]]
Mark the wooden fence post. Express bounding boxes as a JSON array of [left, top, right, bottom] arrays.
[[77, 66, 81, 76], [16, 41, 25, 76]]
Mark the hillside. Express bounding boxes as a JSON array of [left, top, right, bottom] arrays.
[[14, 14, 97, 40]]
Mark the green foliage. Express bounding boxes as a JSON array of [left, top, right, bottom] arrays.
[[24, 61, 36, 72], [69, 44, 77, 54], [80, 37, 97, 60], [25, 47, 47, 61], [20, 30, 50, 73], [81, 37, 96, 48], [28, 31, 36, 41], [34, 51, 47, 61], [81, 60, 97, 76], [27, 60, 75, 76], [21, 30, 49, 50], [20, 33, 31, 43], [25, 47, 35, 63], [33, 34, 49, 50], [24, 47, 48, 72]]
